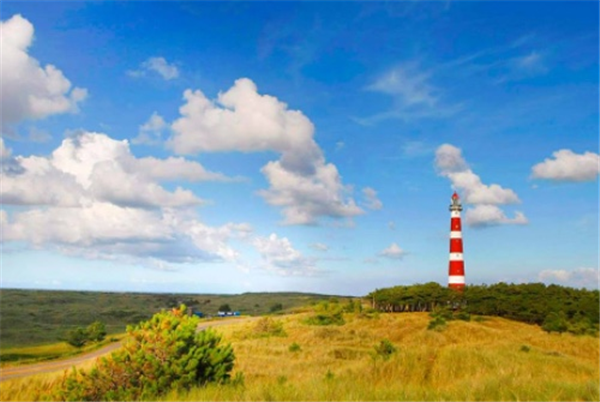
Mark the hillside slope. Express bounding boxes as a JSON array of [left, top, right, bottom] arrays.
[[170, 312, 599, 401]]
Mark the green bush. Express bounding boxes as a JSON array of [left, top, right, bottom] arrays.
[[86, 321, 107, 342], [542, 311, 569, 334], [289, 342, 302, 352], [66, 327, 88, 348], [305, 311, 345, 326], [54, 305, 235, 401], [373, 339, 397, 360], [427, 316, 447, 331], [270, 303, 283, 313]]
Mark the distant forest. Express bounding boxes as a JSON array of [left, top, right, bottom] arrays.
[[367, 282, 599, 335]]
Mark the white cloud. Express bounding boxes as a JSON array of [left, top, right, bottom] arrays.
[[259, 159, 362, 225], [435, 143, 527, 227], [170, 78, 364, 225], [311, 243, 329, 252], [2, 205, 248, 264], [128, 56, 179, 80], [531, 149, 600, 182], [132, 112, 168, 145], [252, 233, 316, 275], [1, 137, 12, 158], [538, 268, 599, 288], [1, 130, 253, 266], [362, 187, 383, 210], [361, 62, 461, 124], [465, 205, 528, 228], [1, 132, 231, 208], [379, 242, 406, 259], [367, 62, 437, 107], [0, 14, 88, 133]]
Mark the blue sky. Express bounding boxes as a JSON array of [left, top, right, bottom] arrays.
[[1, 1, 598, 295]]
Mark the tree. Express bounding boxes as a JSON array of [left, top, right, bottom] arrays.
[[270, 303, 283, 313], [219, 303, 231, 312], [86, 321, 107, 342], [66, 327, 88, 348], [542, 311, 569, 334], [54, 306, 235, 401]]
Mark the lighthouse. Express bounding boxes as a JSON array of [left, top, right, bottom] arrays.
[[448, 192, 465, 291]]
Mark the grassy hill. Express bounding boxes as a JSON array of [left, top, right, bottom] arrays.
[[0, 289, 346, 349], [166, 312, 599, 401], [1, 309, 598, 401]]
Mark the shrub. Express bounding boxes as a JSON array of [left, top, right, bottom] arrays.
[[289, 342, 302, 352], [542, 311, 568, 334], [86, 321, 107, 342], [455, 311, 471, 322], [270, 303, 283, 313], [305, 311, 345, 326], [253, 317, 287, 338], [427, 316, 447, 331], [54, 305, 235, 401], [66, 327, 88, 348], [373, 339, 397, 360]]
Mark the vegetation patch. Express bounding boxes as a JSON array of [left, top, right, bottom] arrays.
[[251, 317, 287, 338], [52, 306, 235, 401]]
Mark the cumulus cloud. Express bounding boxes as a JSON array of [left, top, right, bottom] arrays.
[[170, 78, 364, 225], [0, 131, 248, 264], [1, 14, 88, 133], [531, 149, 600, 182], [132, 112, 168, 145], [362, 187, 383, 210], [252, 233, 316, 275], [538, 267, 599, 288], [1, 132, 228, 208], [435, 143, 526, 227], [259, 160, 362, 225], [465, 205, 528, 227], [128, 56, 179, 80], [379, 242, 406, 259], [2, 205, 248, 264]]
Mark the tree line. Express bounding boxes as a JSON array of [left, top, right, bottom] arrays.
[[366, 282, 599, 334]]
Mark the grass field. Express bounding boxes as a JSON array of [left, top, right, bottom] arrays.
[[164, 312, 599, 401], [0, 289, 345, 349], [1, 310, 597, 401]]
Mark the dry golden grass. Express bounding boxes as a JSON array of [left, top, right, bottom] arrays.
[[1, 313, 598, 401], [167, 312, 599, 401]]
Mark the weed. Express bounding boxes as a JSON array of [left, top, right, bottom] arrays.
[[288, 342, 302, 353]]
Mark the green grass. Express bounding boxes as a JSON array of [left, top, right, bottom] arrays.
[[0, 334, 125, 366], [0, 289, 346, 349]]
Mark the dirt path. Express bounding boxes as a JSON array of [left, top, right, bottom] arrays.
[[0, 317, 254, 382]]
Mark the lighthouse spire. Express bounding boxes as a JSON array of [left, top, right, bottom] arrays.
[[448, 192, 465, 291]]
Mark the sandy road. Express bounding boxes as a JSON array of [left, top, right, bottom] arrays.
[[0, 317, 254, 382]]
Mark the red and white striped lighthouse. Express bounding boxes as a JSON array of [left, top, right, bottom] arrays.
[[448, 192, 465, 291]]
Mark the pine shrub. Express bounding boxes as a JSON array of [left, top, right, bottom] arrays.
[[54, 305, 235, 401]]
